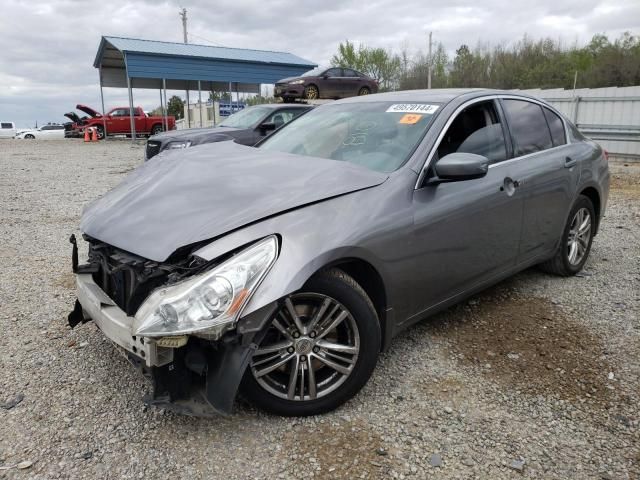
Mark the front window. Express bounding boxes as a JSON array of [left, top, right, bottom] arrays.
[[259, 101, 440, 172], [219, 106, 271, 129], [301, 66, 327, 77]]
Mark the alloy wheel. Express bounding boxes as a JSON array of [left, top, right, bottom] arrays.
[[250, 293, 360, 401], [305, 85, 319, 100], [567, 207, 591, 265]]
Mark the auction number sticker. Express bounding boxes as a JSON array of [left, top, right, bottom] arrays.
[[386, 104, 439, 114]]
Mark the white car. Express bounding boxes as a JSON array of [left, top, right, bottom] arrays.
[[0, 122, 16, 139], [15, 124, 66, 139]]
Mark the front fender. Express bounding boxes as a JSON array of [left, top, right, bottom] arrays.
[[193, 211, 391, 320]]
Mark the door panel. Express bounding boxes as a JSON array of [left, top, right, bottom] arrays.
[[408, 163, 524, 319], [500, 99, 581, 262], [512, 146, 581, 262]]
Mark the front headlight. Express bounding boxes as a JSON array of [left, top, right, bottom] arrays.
[[165, 140, 192, 150], [288, 79, 305, 85], [133, 236, 278, 337]]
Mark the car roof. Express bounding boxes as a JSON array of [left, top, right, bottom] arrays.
[[333, 88, 547, 105], [257, 103, 313, 109]]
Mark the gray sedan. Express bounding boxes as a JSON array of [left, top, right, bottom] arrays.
[[144, 103, 312, 160], [69, 89, 609, 417]]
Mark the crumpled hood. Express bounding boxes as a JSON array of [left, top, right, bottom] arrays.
[[81, 142, 388, 261]]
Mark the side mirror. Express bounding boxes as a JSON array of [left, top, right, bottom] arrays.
[[435, 152, 489, 181], [259, 122, 276, 135]]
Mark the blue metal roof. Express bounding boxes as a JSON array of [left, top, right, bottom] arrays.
[[94, 36, 317, 89], [95, 36, 316, 69]]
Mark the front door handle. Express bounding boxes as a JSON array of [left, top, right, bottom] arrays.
[[500, 177, 520, 196], [565, 156, 577, 168]]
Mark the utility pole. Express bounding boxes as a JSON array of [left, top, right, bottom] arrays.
[[180, 8, 188, 43], [427, 31, 433, 89], [180, 8, 190, 127]]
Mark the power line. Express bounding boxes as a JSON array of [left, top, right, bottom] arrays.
[[188, 32, 225, 47]]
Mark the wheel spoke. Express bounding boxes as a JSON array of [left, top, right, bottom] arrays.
[[254, 353, 295, 378], [316, 339, 358, 354], [272, 318, 293, 340], [578, 223, 591, 237], [568, 241, 578, 264], [255, 340, 293, 356], [287, 355, 300, 399], [306, 297, 332, 334], [252, 351, 282, 367], [317, 310, 348, 339], [285, 297, 306, 334], [314, 352, 352, 375], [306, 357, 317, 399]]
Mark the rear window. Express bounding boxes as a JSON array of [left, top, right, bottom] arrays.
[[543, 107, 566, 147], [1, 123, 13, 129], [503, 99, 553, 156]]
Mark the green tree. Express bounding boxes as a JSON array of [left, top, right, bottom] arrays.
[[331, 40, 402, 90], [167, 95, 184, 119]]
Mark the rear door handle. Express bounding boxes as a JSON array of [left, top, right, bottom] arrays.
[[565, 156, 577, 168]]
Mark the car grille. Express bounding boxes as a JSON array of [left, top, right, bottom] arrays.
[[146, 141, 162, 160]]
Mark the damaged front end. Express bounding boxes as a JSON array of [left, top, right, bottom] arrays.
[[68, 234, 278, 416]]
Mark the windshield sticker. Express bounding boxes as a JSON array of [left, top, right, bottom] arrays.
[[399, 114, 423, 125], [386, 104, 439, 114]]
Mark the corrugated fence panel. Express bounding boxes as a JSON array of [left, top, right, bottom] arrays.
[[519, 86, 640, 161]]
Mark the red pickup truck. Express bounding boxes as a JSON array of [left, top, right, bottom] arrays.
[[78, 105, 175, 139]]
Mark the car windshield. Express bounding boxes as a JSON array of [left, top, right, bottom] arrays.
[[219, 106, 270, 128], [259, 101, 441, 172], [301, 67, 327, 77]]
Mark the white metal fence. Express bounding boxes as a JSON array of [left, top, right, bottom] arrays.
[[517, 86, 640, 162]]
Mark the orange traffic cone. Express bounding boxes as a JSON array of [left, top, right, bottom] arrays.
[[91, 127, 98, 142], [84, 128, 90, 142]]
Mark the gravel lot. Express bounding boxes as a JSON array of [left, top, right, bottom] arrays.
[[1, 140, 638, 479]]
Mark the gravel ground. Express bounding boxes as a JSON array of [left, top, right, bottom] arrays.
[[0, 140, 638, 479]]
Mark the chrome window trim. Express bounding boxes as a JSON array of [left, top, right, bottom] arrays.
[[414, 94, 571, 189]]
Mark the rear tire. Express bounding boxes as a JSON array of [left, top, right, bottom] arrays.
[[241, 268, 380, 416], [539, 195, 596, 276]]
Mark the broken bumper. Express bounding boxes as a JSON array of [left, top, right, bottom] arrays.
[[71, 273, 173, 367], [69, 272, 277, 416]]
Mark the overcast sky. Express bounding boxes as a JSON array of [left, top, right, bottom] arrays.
[[1, 0, 638, 127]]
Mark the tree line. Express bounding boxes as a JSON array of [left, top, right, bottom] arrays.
[[331, 32, 640, 91]]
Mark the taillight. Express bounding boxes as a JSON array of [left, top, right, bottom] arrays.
[[603, 150, 609, 162]]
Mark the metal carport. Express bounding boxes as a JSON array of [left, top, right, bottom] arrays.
[[93, 36, 317, 140]]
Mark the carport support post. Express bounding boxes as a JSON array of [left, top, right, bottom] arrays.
[[159, 88, 164, 131], [99, 66, 107, 141], [186, 89, 191, 128], [162, 79, 168, 131], [198, 81, 203, 127], [127, 75, 136, 143]]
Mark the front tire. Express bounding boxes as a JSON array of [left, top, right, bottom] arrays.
[[24, 134, 35, 139], [95, 125, 105, 140], [150, 124, 163, 136], [304, 84, 319, 100], [539, 195, 596, 276], [358, 87, 371, 96], [241, 268, 380, 416]]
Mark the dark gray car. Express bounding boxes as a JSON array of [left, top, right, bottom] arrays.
[[144, 104, 312, 160], [69, 89, 609, 417]]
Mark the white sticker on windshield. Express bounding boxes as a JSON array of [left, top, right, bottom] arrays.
[[386, 104, 439, 114]]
